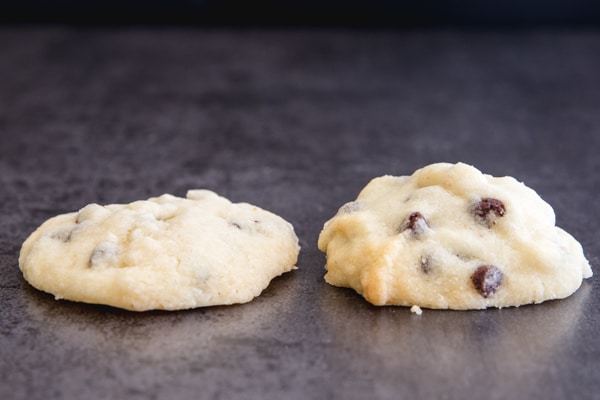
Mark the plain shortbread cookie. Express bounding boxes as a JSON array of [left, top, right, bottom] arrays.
[[19, 190, 300, 311], [318, 162, 592, 310]]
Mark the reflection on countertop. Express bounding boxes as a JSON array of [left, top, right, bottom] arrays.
[[319, 283, 591, 398]]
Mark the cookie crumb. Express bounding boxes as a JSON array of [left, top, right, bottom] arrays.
[[410, 305, 423, 315]]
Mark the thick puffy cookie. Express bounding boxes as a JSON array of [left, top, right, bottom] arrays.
[[19, 190, 300, 311], [318, 163, 592, 310]]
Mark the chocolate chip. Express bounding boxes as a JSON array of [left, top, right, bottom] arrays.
[[50, 229, 73, 243], [471, 265, 503, 298], [89, 242, 119, 268], [76, 203, 108, 224], [473, 198, 505, 227], [420, 256, 432, 274], [338, 201, 361, 215], [400, 212, 430, 235]]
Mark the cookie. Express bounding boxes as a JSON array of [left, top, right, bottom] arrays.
[[318, 162, 592, 310], [19, 190, 300, 311]]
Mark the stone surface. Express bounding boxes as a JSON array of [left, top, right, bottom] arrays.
[[1, 28, 600, 399]]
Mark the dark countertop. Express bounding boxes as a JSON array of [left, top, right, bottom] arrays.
[[1, 27, 600, 399]]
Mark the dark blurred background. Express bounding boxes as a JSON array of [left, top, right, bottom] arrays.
[[2, 0, 600, 28]]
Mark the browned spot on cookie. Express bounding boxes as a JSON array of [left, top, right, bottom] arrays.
[[471, 265, 503, 298], [400, 212, 430, 236], [473, 198, 505, 227]]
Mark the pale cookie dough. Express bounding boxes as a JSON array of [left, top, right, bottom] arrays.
[[318, 162, 592, 310], [19, 190, 300, 311]]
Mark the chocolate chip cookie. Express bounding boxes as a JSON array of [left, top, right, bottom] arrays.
[[19, 190, 300, 311], [318, 163, 592, 310]]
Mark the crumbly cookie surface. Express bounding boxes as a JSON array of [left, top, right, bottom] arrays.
[[318, 163, 592, 310], [19, 190, 300, 311]]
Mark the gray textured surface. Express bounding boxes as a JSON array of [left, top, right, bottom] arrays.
[[1, 28, 600, 399]]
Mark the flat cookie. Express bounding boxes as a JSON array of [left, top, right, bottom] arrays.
[[318, 163, 592, 310], [19, 190, 300, 311]]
